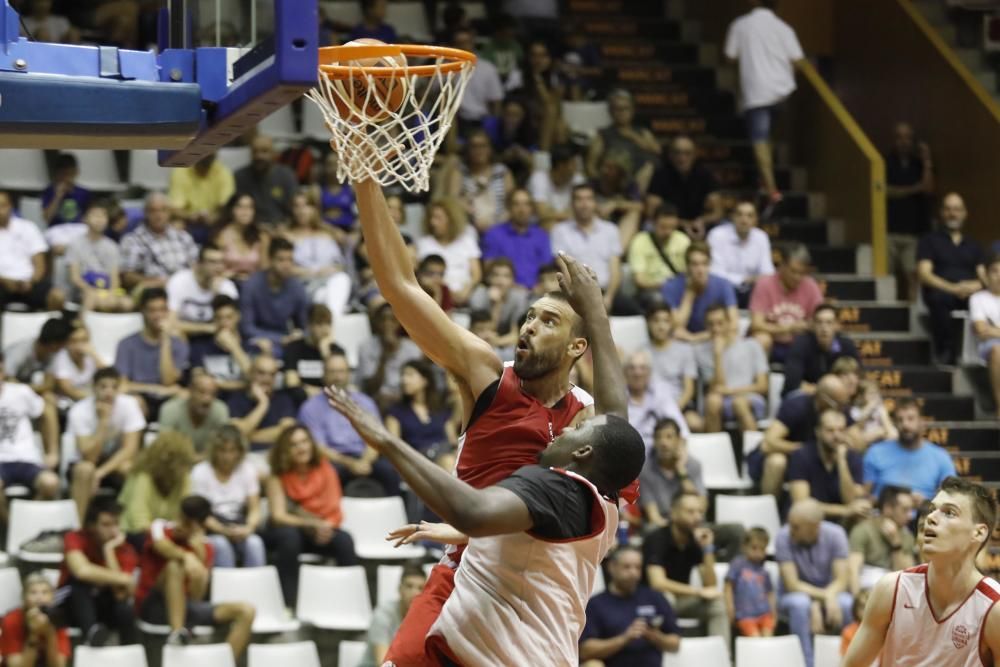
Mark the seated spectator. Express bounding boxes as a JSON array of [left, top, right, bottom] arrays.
[[166, 243, 238, 343], [0, 351, 59, 524], [787, 409, 867, 520], [579, 546, 681, 666], [299, 352, 400, 496], [158, 371, 230, 456], [776, 499, 853, 667], [847, 486, 915, 593], [118, 431, 196, 547], [481, 189, 554, 289], [661, 242, 738, 343], [976, 521, 1000, 582], [469, 310, 514, 362], [850, 378, 897, 448], [213, 193, 269, 284], [532, 261, 563, 298], [362, 563, 427, 667], [190, 425, 265, 568], [468, 258, 531, 350], [758, 374, 853, 497], [447, 130, 515, 233], [646, 136, 723, 239], [0, 190, 64, 311], [65, 202, 132, 312], [479, 13, 524, 91], [4, 315, 71, 395], [917, 192, 985, 363], [551, 185, 628, 314], [57, 0, 139, 48], [707, 200, 775, 307], [527, 145, 584, 227], [593, 153, 644, 248], [627, 204, 691, 308], [310, 152, 356, 230], [135, 496, 255, 655], [862, 397, 956, 503], [190, 295, 255, 393], [840, 589, 868, 657], [227, 355, 299, 454], [120, 192, 198, 292], [644, 305, 700, 431], [725, 527, 776, 638], [782, 304, 860, 396], [42, 153, 89, 231], [452, 28, 504, 132], [283, 304, 338, 397], [415, 198, 481, 306], [234, 135, 298, 225], [59, 496, 137, 647], [115, 287, 189, 416], [0, 572, 70, 666], [416, 255, 453, 313], [348, 0, 397, 42], [488, 98, 539, 183], [22, 0, 79, 43], [639, 418, 704, 528], [357, 303, 424, 407], [167, 153, 235, 232], [518, 39, 568, 149], [284, 192, 352, 317], [585, 89, 660, 186], [239, 237, 310, 356], [643, 492, 730, 651], [749, 243, 824, 361], [385, 360, 456, 458], [698, 304, 769, 433], [969, 252, 1000, 417], [52, 321, 105, 402], [67, 367, 145, 520], [625, 351, 689, 453], [264, 424, 359, 606], [884, 122, 933, 301]]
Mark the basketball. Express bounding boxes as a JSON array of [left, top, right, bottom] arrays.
[[328, 38, 408, 123]]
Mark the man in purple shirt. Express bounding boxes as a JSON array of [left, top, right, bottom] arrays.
[[480, 188, 553, 289], [298, 352, 400, 496]]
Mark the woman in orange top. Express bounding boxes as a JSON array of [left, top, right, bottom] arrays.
[[263, 424, 358, 606]]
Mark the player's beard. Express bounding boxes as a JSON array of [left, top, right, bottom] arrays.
[[514, 345, 564, 380]]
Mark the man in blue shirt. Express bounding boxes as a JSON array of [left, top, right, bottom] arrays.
[[41, 153, 89, 227], [580, 546, 681, 667], [787, 408, 867, 520], [661, 241, 738, 343], [298, 352, 400, 495], [239, 237, 309, 358], [480, 189, 553, 289], [863, 397, 956, 503]]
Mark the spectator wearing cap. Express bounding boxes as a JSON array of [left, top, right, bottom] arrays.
[[481, 189, 553, 289], [234, 135, 298, 225], [749, 243, 824, 362], [0, 190, 65, 311], [782, 304, 860, 397], [627, 204, 691, 309], [120, 192, 199, 292], [661, 242, 739, 343], [707, 200, 775, 307], [239, 237, 310, 358], [646, 136, 723, 240], [970, 253, 1000, 418]]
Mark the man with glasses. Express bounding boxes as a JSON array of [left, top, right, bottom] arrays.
[[646, 136, 724, 240]]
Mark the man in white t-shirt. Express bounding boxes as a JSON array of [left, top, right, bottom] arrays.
[[0, 191, 64, 311], [969, 253, 1000, 418], [0, 352, 59, 524], [166, 244, 238, 340], [724, 1, 804, 207], [454, 28, 504, 126], [707, 200, 775, 307], [66, 367, 146, 521], [527, 145, 585, 227]]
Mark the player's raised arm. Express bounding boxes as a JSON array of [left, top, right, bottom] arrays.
[[353, 179, 501, 402], [841, 572, 896, 667]]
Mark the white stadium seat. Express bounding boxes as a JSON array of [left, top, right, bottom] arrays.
[[387, 2, 431, 41], [687, 432, 751, 490], [65, 150, 125, 192], [0, 149, 49, 190], [337, 640, 367, 667], [662, 635, 730, 666], [1, 311, 60, 351], [736, 635, 806, 667], [82, 311, 143, 366], [257, 105, 298, 140], [609, 315, 649, 356], [562, 101, 611, 137], [341, 496, 425, 560], [210, 566, 300, 633], [334, 312, 372, 368], [6, 500, 79, 564], [162, 643, 236, 667], [715, 495, 781, 555], [0, 568, 22, 616], [75, 645, 150, 667], [248, 641, 321, 667], [814, 634, 843, 667], [296, 564, 372, 631], [376, 563, 435, 607], [128, 150, 172, 191]]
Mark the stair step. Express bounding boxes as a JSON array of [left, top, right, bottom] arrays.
[[568, 0, 660, 16], [761, 219, 828, 245], [928, 422, 1000, 452], [709, 164, 792, 191], [885, 394, 976, 422], [951, 452, 1000, 480], [819, 276, 876, 301], [836, 303, 911, 333], [855, 336, 932, 367], [862, 366, 953, 394], [812, 246, 859, 274], [610, 64, 717, 88], [650, 113, 745, 140], [580, 18, 681, 40]]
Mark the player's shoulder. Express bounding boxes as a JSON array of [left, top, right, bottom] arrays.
[[976, 576, 1000, 601]]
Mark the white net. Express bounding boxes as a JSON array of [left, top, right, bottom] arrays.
[[306, 49, 475, 193]]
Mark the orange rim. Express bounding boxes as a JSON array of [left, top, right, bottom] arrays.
[[318, 44, 476, 79]]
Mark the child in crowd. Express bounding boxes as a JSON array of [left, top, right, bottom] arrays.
[[840, 588, 869, 655], [65, 202, 133, 312], [0, 572, 71, 666], [851, 378, 898, 446], [725, 527, 776, 637]]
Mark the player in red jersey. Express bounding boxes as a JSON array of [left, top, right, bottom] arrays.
[[843, 476, 1000, 667], [353, 180, 599, 666]]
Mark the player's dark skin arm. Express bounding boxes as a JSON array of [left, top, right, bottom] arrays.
[[325, 385, 533, 538]]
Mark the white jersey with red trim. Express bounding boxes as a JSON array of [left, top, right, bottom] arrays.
[[879, 564, 1000, 667], [427, 469, 618, 667]]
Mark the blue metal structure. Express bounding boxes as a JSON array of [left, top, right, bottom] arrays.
[[0, 0, 317, 166]]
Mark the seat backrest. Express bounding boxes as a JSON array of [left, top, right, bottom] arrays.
[[714, 495, 781, 553], [562, 101, 611, 136], [0, 149, 49, 190], [162, 643, 236, 667], [814, 634, 842, 667], [257, 105, 298, 139], [736, 636, 806, 667], [296, 564, 372, 629], [0, 568, 23, 616], [248, 641, 321, 667], [128, 150, 172, 191], [386, 2, 431, 40], [65, 150, 124, 192], [687, 433, 741, 489], [6, 500, 79, 556], [377, 564, 403, 607], [334, 312, 372, 368], [768, 372, 785, 418], [609, 316, 650, 356], [662, 635, 730, 666], [302, 100, 329, 141], [82, 311, 143, 366], [216, 147, 252, 173], [210, 566, 286, 627], [340, 496, 409, 547], [1, 311, 59, 351], [75, 645, 150, 667], [337, 640, 367, 667]]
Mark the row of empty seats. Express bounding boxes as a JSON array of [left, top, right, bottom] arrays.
[[70, 640, 321, 667]]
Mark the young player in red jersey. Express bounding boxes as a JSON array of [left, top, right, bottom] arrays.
[[843, 477, 1000, 666]]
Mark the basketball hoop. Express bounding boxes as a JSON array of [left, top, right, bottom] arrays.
[[308, 43, 476, 192]]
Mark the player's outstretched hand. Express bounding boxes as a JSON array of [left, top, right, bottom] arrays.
[[386, 521, 469, 547], [555, 251, 605, 319], [324, 384, 393, 451]]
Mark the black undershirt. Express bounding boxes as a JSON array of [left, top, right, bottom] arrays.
[[496, 465, 594, 540]]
